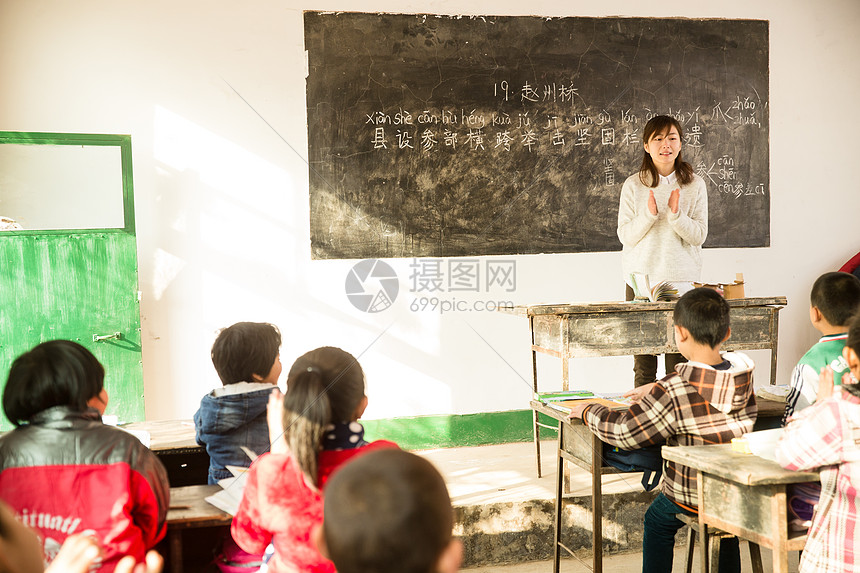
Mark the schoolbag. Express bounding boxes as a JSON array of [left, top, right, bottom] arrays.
[[602, 442, 664, 491]]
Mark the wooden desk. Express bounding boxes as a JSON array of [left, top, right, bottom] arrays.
[[500, 297, 787, 477], [661, 444, 819, 573], [123, 420, 210, 486], [532, 400, 627, 573], [167, 485, 233, 573], [537, 398, 786, 573]]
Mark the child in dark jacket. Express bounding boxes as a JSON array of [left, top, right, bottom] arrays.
[[194, 321, 283, 484]]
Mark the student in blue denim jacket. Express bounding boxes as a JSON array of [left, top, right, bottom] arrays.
[[194, 322, 282, 484]]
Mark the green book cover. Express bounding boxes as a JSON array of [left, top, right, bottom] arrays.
[[536, 390, 594, 401]]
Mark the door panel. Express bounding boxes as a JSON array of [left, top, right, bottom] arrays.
[[0, 132, 142, 430]]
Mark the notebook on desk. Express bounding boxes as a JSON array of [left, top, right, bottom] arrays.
[[546, 397, 630, 413]]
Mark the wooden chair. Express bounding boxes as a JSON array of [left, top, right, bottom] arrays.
[[678, 514, 763, 573]]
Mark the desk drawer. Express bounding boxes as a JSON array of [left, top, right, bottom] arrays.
[[157, 448, 210, 487]]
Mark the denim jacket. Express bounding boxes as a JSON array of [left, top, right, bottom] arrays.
[[194, 383, 274, 484]]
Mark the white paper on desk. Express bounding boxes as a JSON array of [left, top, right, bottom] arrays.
[[117, 427, 151, 448], [743, 428, 784, 463], [205, 491, 239, 516], [225, 465, 249, 478], [240, 446, 258, 462], [204, 468, 249, 516], [595, 393, 635, 406]]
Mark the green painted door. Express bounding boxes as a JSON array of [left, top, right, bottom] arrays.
[[0, 132, 143, 430]]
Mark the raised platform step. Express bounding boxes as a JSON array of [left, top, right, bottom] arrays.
[[418, 441, 801, 572], [416, 440, 657, 568]]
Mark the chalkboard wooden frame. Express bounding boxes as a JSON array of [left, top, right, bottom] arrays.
[[305, 12, 769, 259]]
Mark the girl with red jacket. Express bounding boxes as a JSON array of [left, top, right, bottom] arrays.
[[231, 347, 397, 573]]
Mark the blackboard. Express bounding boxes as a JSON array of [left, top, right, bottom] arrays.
[[304, 13, 769, 260]]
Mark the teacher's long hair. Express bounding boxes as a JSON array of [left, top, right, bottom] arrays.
[[638, 115, 695, 188]]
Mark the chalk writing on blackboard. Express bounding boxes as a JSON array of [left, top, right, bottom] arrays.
[[305, 13, 770, 260]]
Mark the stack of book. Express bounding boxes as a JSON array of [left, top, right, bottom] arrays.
[[535, 390, 631, 412]]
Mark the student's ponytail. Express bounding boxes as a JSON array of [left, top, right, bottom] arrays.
[[282, 347, 367, 486], [283, 366, 331, 485]]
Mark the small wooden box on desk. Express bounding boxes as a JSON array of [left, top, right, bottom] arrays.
[[500, 296, 787, 477]]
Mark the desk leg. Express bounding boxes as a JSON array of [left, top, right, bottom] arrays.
[[533, 409, 542, 478], [169, 530, 182, 573], [591, 433, 603, 573], [770, 489, 790, 573], [553, 431, 564, 573], [697, 472, 710, 573], [530, 316, 542, 478], [770, 309, 780, 386]]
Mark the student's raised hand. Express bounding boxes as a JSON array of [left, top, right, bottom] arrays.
[[114, 550, 164, 573], [623, 383, 655, 403], [668, 188, 680, 213], [648, 190, 658, 215], [268, 388, 288, 454], [817, 366, 835, 401], [45, 534, 102, 573]]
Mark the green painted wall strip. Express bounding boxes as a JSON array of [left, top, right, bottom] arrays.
[[361, 410, 560, 450]]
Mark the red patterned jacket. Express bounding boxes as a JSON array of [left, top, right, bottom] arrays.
[[0, 407, 169, 571]]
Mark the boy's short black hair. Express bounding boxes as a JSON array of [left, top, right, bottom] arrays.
[[323, 449, 453, 573], [3, 340, 105, 427], [673, 287, 730, 349], [211, 322, 281, 385], [810, 271, 860, 327]]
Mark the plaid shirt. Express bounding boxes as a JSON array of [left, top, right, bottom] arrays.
[[775, 391, 860, 573], [581, 352, 757, 509]]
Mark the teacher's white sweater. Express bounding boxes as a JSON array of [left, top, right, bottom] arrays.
[[617, 172, 708, 285]]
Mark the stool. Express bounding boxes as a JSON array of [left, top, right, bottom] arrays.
[[678, 514, 763, 573]]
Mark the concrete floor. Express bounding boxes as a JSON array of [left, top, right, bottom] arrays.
[[416, 439, 647, 506], [461, 551, 674, 572], [416, 440, 801, 573], [460, 545, 801, 572]]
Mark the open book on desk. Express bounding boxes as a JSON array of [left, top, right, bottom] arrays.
[[544, 395, 632, 413], [629, 273, 694, 302], [204, 446, 257, 515]]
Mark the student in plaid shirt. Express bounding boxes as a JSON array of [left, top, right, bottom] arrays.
[[776, 312, 860, 573], [568, 288, 757, 573]]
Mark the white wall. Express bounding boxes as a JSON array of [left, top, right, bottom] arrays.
[[2, 0, 859, 422]]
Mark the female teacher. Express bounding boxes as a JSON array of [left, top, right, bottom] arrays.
[[617, 115, 708, 387]]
